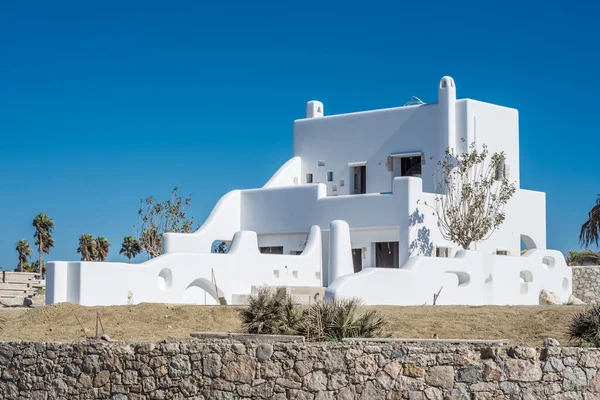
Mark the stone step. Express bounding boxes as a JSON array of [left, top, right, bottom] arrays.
[[0, 282, 31, 290]]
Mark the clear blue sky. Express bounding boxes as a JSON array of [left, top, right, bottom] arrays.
[[0, 0, 598, 268]]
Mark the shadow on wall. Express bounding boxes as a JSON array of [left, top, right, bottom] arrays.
[[409, 208, 433, 256]]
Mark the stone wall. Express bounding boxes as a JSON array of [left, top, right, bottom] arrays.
[[572, 266, 600, 304], [1, 339, 600, 399]]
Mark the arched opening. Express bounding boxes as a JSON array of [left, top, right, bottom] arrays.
[[211, 240, 231, 254], [181, 278, 225, 306], [520, 234, 537, 254], [442, 271, 470, 288]]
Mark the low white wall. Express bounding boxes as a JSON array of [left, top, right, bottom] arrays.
[[48, 226, 323, 306], [326, 249, 572, 306]]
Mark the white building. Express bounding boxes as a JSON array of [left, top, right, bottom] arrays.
[[47, 76, 572, 306]]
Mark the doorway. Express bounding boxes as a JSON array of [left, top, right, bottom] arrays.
[[375, 242, 399, 268], [352, 248, 362, 273], [352, 165, 366, 194]]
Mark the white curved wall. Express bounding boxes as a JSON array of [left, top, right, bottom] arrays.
[[263, 157, 301, 188], [48, 226, 323, 306], [162, 190, 241, 254], [326, 248, 572, 306]]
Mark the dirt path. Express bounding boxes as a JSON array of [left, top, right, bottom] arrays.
[[0, 303, 583, 345]]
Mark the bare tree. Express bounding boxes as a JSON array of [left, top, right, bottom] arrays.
[[422, 142, 516, 250], [136, 187, 195, 259]]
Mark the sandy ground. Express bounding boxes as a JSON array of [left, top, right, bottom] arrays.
[[0, 303, 585, 345]]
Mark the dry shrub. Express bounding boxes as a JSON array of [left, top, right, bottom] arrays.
[[568, 305, 600, 346]]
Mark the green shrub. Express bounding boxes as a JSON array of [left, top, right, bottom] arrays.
[[567, 250, 600, 266], [299, 298, 388, 342], [239, 289, 388, 341], [568, 305, 600, 346], [239, 287, 301, 335]]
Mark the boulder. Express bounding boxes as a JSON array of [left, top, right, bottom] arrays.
[[0, 296, 26, 307], [539, 289, 561, 305], [568, 295, 586, 305], [544, 338, 561, 347]]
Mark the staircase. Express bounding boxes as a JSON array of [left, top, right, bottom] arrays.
[[232, 285, 326, 306], [0, 271, 45, 305]]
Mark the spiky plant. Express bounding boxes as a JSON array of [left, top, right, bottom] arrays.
[[568, 305, 600, 347], [239, 287, 300, 335], [300, 298, 388, 342], [580, 196, 600, 248]]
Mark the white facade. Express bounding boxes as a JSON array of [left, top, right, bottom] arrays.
[[47, 76, 572, 306]]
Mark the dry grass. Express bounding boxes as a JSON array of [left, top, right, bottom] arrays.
[[0, 303, 585, 345]]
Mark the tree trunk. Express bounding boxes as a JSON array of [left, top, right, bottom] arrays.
[[38, 236, 43, 275], [19, 259, 22, 273]]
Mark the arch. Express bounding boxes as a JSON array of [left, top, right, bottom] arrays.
[[180, 278, 226, 305], [520, 234, 537, 251], [442, 271, 470, 288]]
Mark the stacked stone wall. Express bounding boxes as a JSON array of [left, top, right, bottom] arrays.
[[1, 339, 600, 399], [572, 266, 600, 304]]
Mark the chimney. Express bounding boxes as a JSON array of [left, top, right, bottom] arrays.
[[306, 100, 324, 118]]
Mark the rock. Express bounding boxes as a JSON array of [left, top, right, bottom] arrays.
[[457, 365, 483, 383], [221, 355, 255, 383], [425, 366, 454, 389], [0, 296, 25, 307], [359, 381, 385, 400], [355, 355, 378, 375], [563, 367, 588, 391], [568, 295, 586, 305], [256, 344, 273, 363], [383, 361, 402, 379], [544, 338, 561, 347], [539, 289, 561, 305], [505, 359, 543, 381], [295, 361, 314, 377], [203, 353, 222, 378], [303, 371, 327, 391], [508, 345, 537, 360], [101, 334, 114, 342], [423, 387, 443, 400], [403, 364, 425, 378], [337, 387, 355, 400]]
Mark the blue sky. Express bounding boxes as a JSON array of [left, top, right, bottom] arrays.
[[0, 0, 598, 268]]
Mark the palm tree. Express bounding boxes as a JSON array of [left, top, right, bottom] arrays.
[[15, 239, 32, 272], [77, 234, 95, 261], [120, 236, 141, 263], [33, 213, 55, 274], [580, 195, 600, 248], [96, 237, 111, 261]]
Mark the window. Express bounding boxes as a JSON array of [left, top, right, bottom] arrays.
[[375, 242, 399, 268], [260, 246, 283, 254], [318, 160, 325, 167], [436, 247, 450, 258], [306, 173, 313, 184], [400, 156, 422, 177], [327, 171, 334, 182], [352, 165, 366, 194]]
